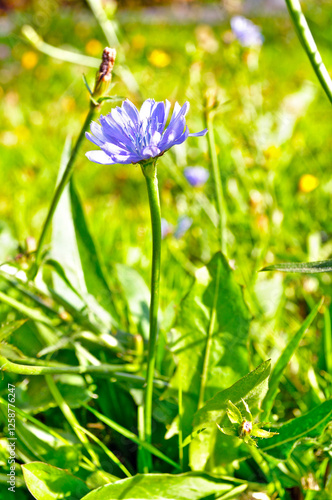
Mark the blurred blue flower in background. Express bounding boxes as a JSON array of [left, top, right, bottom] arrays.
[[161, 218, 173, 239], [85, 99, 207, 165], [184, 166, 210, 187], [231, 16, 264, 47], [174, 216, 193, 239]]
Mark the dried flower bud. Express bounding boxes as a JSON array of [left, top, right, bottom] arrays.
[[98, 47, 116, 83], [93, 47, 116, 100]]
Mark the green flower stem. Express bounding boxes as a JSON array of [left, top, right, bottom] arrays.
[[205, 110, 227, 254], [0, 290, 54, 326], [178, 372, 184, 470], [32, 104, 97, 277], [285, 0, 332, 104], [141, 160, 162, 469], [0, 354, 167, 389], [247, 445, 271, 481]]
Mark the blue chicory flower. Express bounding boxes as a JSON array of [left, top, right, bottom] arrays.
[[174, 216, 193, 239], [184, 166, 210, 187], [85, 99, 207, 165], [230, 16, 264, 48]]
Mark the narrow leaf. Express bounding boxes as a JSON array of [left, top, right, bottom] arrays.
[[83, 404, 180, 470], [261, 298, 323, 420], [261, 260, 332, 273], [260, 399, 332, 460]]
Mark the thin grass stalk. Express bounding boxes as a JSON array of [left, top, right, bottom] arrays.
[[204, 110, 227, 254], [45, 374, 100, 467], [197, 257, 220, 409], [285, 0, 332, 104]]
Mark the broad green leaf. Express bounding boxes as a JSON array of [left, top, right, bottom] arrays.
[[261, 259, 332, 273], [189, 360, 271, 470], [69, 180, 119, 325], [22, 462, 89, 500], [261, 299, 323, 420], [45, 259, 85, 302], [193, 360, 271, 427], [51, 143, 118, 327], [162, 252, 251, 471], [80, 472, 236, 500], [260, 399, 332, 460], [51, 138, 85, 309], [116, 264, 150, 339], [164, 252, 250, 438]]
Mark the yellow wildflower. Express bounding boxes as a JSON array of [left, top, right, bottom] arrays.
[[299, 174, 319, 193]]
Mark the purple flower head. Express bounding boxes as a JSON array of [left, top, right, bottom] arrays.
[[184, 166, 210, 187], [85, 99, 207, 165], [161, 218, 173, 239], [174, 216, 193, 239], [230, 16, 264, 48]]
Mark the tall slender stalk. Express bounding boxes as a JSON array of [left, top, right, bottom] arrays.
[[204, 109, 227, 254], [32, 106, 97, 276], [285, 0, 332, 104], [45, 374, 100, 467], [31, 48, 116, 278], [141, 160, 162, 471], [197, 258, 220, 409]]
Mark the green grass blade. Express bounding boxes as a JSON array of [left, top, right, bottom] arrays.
[[77, 425, 132, 478], [324, 306, 332, 377], [261, 260, 332, 273], [83, 404, 181, 470], [261, 298, 323, 420]]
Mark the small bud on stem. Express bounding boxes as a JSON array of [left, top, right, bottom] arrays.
[[92, 47, 116, 102]]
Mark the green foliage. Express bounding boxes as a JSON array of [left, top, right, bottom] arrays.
[[1, 1, 332, 498], [164, 252, 250, 440], [260, 400, 332, 460], [190, 360, 271, 470], [80, 472, 241, 500], [21, 462, 90, 499], [261, 298, 323, 420], [262, 260, 332, 273]]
